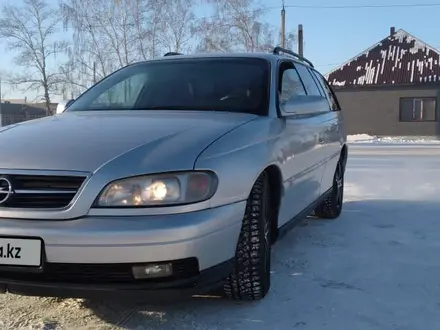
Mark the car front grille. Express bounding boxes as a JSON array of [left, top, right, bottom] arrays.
[[0, 258, 200, 284], [0, 174, 86, 209]]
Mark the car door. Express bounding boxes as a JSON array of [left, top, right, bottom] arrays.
[[293, 63, 333, 195], [309, 68, 344, 193], [276, 60, 327, 227]]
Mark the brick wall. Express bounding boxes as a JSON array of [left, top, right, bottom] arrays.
[[334, 87, 440, 136]]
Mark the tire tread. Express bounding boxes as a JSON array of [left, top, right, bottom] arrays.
[[224, 173, 270, 301]]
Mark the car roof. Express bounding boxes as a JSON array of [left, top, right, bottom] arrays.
[[133, 51, 315, 70]]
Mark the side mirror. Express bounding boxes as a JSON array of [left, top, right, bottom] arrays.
[[280, 95, 329, 116], [56, 99, 75, 114]]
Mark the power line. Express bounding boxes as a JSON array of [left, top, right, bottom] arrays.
[[284, 3, 440, 9], [266, 2, 440, 10], [257, 2, 440, 13], [315, 62, 343, 67]]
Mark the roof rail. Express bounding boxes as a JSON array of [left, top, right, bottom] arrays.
[[272, 46, 314, 68], [164, 52, 183, 56]]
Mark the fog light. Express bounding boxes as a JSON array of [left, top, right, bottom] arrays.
[[132, 263, 173, 279]]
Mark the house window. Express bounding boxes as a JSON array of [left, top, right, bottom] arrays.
[[399, 97, 437, 122]]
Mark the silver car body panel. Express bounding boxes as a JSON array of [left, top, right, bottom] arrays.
[[0, 52, 346, 272], [0, 111, 257, 220], [0, 202, 245, 270], [0, 111, 258, 173]]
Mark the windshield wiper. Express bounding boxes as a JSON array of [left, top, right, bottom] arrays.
[[136, 106, 217, 111], [75, 106, 219, 111], [79, 106, 135, 111]]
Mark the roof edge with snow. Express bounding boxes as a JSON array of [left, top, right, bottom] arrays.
[[325, 29, 440, 87]]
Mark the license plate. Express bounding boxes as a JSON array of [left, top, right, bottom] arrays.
[[0, 237, 42, 267]]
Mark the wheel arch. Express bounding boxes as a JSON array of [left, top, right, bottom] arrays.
[[262, 164, 283, 245], [340, 144, 348, 173]]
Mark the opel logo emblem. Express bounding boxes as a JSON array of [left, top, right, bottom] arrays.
[[0, 177, 13, 204]]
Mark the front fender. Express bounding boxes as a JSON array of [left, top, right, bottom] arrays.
[[194, 117, 284, 208]]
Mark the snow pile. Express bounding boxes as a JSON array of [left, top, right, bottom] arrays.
[[347, 134, 375, 143], [378, 136, 440, 144], [347, 134, 440, 144]]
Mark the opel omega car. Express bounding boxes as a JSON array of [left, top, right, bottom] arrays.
[[0, 48, 347, 301]]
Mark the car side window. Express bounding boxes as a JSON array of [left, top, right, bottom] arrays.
[[311, 69, 341, 111], [308, 67, 326, 97], [279, 62, 306, 104], [294, 63, 322, 96], [91, 72, 149, 108]]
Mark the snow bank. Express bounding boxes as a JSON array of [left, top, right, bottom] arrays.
[[347, 134, 440, 144], [347, 134, 375, 143]]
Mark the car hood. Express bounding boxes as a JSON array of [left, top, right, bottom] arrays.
[[0, 111, 257, 173]]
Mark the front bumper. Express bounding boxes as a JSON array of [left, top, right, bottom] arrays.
[[0, 259, 234, 301], [0, 202, 245, 299]]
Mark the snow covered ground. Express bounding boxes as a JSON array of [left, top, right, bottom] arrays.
[[347, 134, 440, 144], [2, 144, 440, 329]]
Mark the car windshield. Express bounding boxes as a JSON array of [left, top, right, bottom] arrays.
[[67, 58, 270, 116]]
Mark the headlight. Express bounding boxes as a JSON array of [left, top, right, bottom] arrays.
[[95, 171, 218, 207]]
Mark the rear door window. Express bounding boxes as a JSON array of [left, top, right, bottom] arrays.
[[308, 67, 326, 97], [311, 69, 341, 111], [294, 63, 322, 96]]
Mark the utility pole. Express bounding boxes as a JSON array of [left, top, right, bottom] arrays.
[[298, 24, 304, 56], [281, 1, 286, 48], [93, 61, 97, 84]]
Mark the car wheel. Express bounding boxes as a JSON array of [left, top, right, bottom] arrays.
[[314, 161, 344, 219], [224, 172, 271, 301]]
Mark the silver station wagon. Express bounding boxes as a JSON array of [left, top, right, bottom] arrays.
[[0, 47, 347, 301]]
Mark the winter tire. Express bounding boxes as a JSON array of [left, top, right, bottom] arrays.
[[224, 172, 271, 301], [314, 161, 344, 219]]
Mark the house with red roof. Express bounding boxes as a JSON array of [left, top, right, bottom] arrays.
[[326, 27, 440, 137]]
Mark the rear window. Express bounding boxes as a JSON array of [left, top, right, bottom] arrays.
[[67, 58, 270, 116]]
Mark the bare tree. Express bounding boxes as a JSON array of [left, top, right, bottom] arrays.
[[60, 0, 298, 97], [159, 0, 199, 53], [132, 0, 166, 60], [284, 31, 297, 50], [60, 0, 173, 97], [0, 0, 68, 114], [61, 0, 136, 95], [197, 0, 297, 53], [196, 0, 272, 52]]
